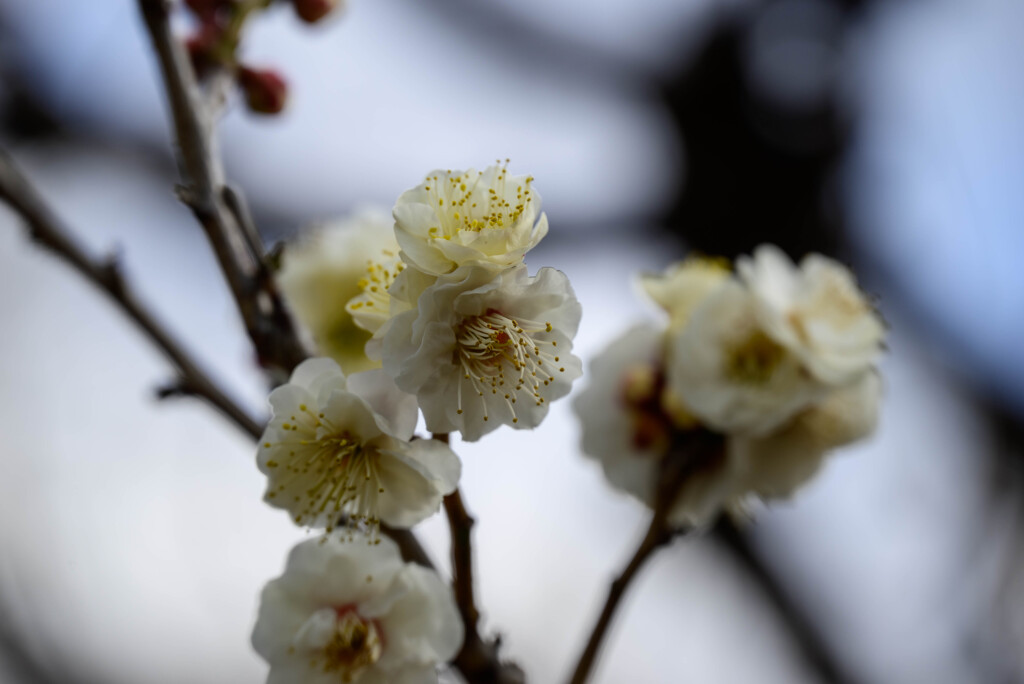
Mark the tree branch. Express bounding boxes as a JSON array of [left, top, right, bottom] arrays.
[[436, 434, 525, 684], [136, 5, 520, 681], [136, 0, 307, 376], [568, 432, 721, 684], [568, 509, 676, 684], [0, 147, 262, 440]]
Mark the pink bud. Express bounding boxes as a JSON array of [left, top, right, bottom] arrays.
[[238, 67, 288, 115], [292, 0, 339, 23]]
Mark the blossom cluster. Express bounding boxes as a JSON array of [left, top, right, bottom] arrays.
[[280, 163, 584, 443], [574, 246, 885, 527], [253, 163, 583, 683]]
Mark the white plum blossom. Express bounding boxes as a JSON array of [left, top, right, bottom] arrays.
[[668, 278, 826, 436], [639, 257, 730, 332], [357, 264, 440, 364], [730, 370, 881, 500], [392, 164, 548, 276], [258, 358, 460, 531], [279, 209, 399, 374], [345, 250, 407, 340], [737, 245, 885, 386], [381, 264, 582, 441], [577, 246, 886, 526], [573, 325, 742, 527], [252, 536, 463, 684]]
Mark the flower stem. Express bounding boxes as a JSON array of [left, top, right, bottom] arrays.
[[0, 148, 262, 439], [568, 513, 675, 684], [436, 433, 525, 683], [568, 431, 719, 684]]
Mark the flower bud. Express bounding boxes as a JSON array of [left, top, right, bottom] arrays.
[[292, 0, 340, 23], [185, 29, 218, 79], [238, 67, 288, 115]]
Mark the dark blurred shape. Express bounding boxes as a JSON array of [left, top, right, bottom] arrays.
[[0, 18, 62, 142], [659, 0, 867, 260], [238, 66, 288, 115], [292, 0, 339, 24]]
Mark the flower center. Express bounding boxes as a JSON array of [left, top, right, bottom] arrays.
[[319, 609, 383, 682], [454, 309, 565, 424], [620, 364, 674, 453], [265, 409, 385, 532], [424, 164, 535, 240], [724, 330, 786, 385], [349, 253, 403, 316]]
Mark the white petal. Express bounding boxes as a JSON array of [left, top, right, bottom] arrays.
[[347, 369, 419, 440], [669, 279, 825, 435], [573, 324, 665, 509], [289, 357, 347, 393], [376, 565, 463, 667], [404, 439, 461, 495], [372, 443, 459, 528]]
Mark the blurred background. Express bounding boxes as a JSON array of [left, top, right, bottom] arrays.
[[1, 0, 1023, 682]]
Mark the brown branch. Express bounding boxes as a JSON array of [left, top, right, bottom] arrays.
[[0, 147, 262, 440], [568, 432, 721, 684], [138, 5, 519, 681], [137, 0, 307, 376], [435, 434, 525, 684], [568, 510, 676, 684]]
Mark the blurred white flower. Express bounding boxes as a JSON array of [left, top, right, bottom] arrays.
[[639, 256, 730, 331], [577, 246, 885, 525], [382, 264, 582, 441], [730, 370, 882, 500], [258, 359, 460, 530], [737, 245, 885, 386], [279, 209, 399, 374], [345, 251, 406, 339], [393, 164, 548, 276], [573, 325, 742, 528], [252, 536, 463, 684], [668, 278, 826, 436]]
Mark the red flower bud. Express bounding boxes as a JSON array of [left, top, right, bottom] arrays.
[[292, 0, 339, 23], [185, 28, 219, 79], [238, 67, 288, 115]]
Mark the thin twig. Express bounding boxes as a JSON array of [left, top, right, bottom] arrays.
[[437, 434, 525, 684], [568, 432, 721, 684], [137, 0, 307, 375], [568, 512, 676, 684], [444, 488, 481, 629], [0, 147, 262, 439]]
